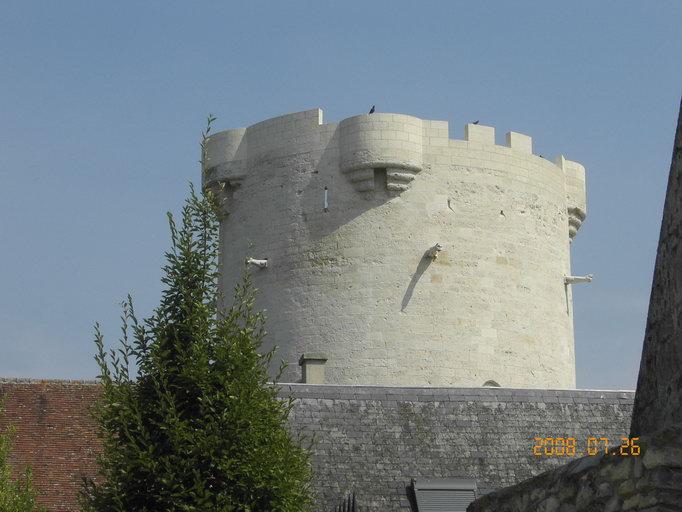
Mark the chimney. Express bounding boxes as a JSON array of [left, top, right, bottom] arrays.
[[299, 353, 328, 384]]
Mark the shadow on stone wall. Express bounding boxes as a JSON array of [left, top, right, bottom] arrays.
[[466, 97, 682, 512], [467, 425, 682, 511]]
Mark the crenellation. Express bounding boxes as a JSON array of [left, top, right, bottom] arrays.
[[505, 131, 533, 154], [465, 123, 495, 145]]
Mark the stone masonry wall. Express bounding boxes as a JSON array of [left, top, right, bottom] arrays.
[[203, 109, 587, 389], [283, 384, 633, 511], [467, 425, 682, 512], [631, 98, 682, 436], [0, 380, 633, 512]]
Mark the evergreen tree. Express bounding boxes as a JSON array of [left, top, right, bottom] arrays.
[[81, 117, 313, 512], [0, 404, 46, 512]]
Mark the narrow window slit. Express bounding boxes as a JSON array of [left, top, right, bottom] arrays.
[[374, 168, 387, 191]]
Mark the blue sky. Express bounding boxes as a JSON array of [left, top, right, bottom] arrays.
[[0, 1, 680, 389]]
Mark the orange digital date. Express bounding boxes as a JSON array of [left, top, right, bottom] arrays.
[[532, 436, 641, 457]]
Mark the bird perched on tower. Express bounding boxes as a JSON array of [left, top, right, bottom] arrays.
[[369, 105, 375, 114]]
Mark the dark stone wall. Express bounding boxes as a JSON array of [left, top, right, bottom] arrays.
[[283, 384, 633, 511], [631, 98, 682, 437], [467, 425, 682, 512]]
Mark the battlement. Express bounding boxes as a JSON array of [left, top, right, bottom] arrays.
[[202, 108, 578, 170], [203, 108, 325, 191], [203, 108, 587, 240]]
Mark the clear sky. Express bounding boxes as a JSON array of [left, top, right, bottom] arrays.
[[1, 1, 680, 390]]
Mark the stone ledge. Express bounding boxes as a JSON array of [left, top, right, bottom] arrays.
[[277, 383, 634, 403], [0, 377, 99, 385]]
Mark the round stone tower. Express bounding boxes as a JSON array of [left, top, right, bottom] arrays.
[[202, 108, 587, 388]]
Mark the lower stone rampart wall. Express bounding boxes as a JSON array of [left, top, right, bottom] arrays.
[[283, 384, 634, 511], [467, 424, 682, 512], [0, 380, 634, 512]]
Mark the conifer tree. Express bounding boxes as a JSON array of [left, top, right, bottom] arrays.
[[81, 116, 313, 512]]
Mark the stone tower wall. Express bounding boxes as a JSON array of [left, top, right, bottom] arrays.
[[202, 109, 587, 388], [631, 98, 682, 436]]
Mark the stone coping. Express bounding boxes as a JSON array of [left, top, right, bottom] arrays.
[[0, 378, 634, 400], [0, 377, 99, 384]]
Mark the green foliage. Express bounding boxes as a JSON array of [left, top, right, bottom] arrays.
[[81, 116, 313, 512], [0, 405, 46, 512]]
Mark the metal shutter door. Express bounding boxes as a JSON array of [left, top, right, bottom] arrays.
[[416, 489, 476, 511], [413, 478, 478, 512]]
